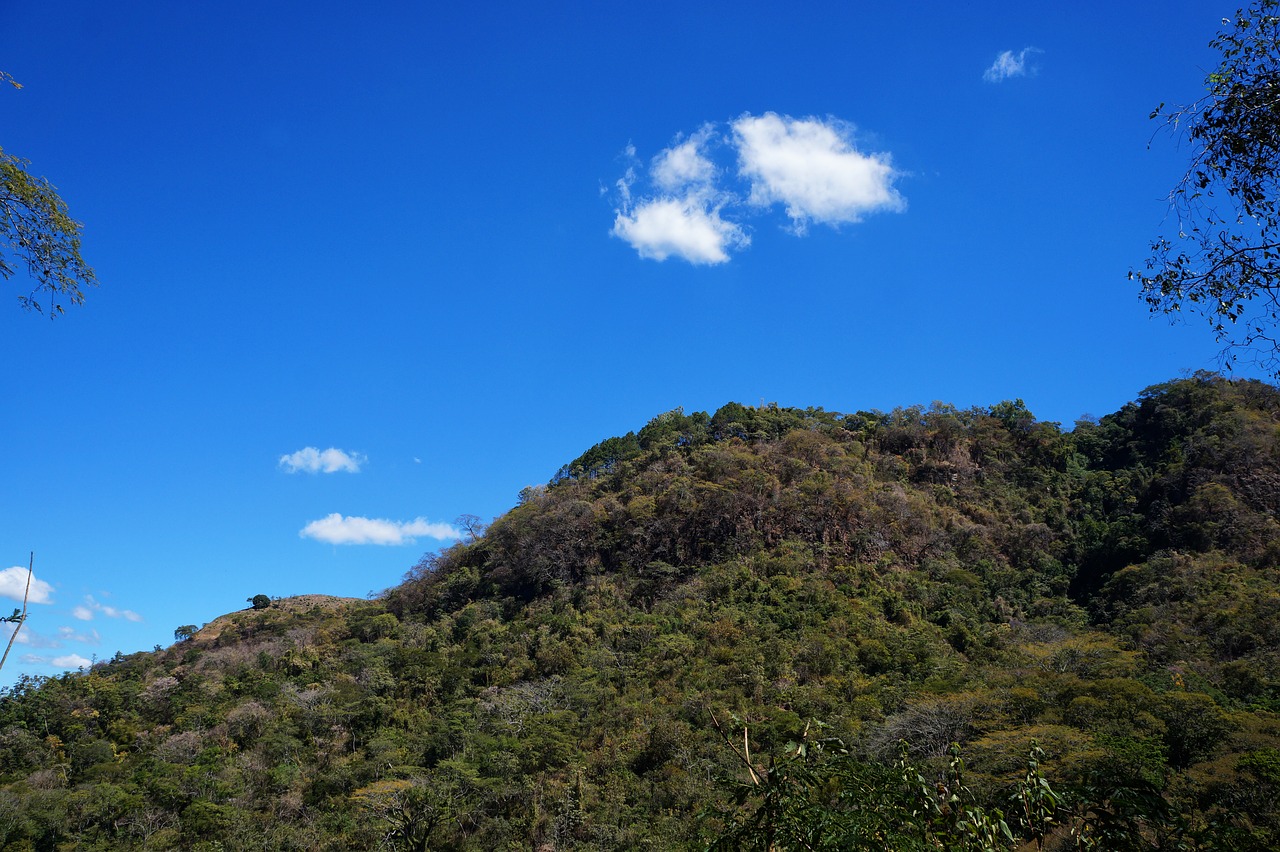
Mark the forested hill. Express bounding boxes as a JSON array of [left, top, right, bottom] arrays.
[[4, 374, 1280, 850]]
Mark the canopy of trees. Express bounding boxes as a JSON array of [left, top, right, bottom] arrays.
[[3, 375, 1280, 849]]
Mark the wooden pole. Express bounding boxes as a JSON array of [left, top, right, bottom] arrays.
[[0, 553, 34, 674]]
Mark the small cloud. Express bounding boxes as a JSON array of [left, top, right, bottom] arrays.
[[651, 126, 717, 192], [612, 197, 748, 264], [58, 626, 100, 643], [0, 566, 54, 605], [983, 47, 1041, 83], [279, 447, 365, 474], [299, 513, 461, 546], [612, 128, 746, 264], [733, 113, 904, 231], [6, 625, 61, 649], [73, 595, 142, 623], [51, 654, 91, 670], [615, 166, 637, 207]]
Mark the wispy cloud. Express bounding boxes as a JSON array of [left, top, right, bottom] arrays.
[[279, 447, 365, 474], [4, 622, 102, 669], [20, 651, 92, 669], [651, 126, 717, 191], [58, 625, 100, 644], [0, 566, 54, 605], [733, 113, 904, 231], [299, 513, 461, 546], [611, 112, 903, 264], [3, 624, 60, 648], [983, 48, 1042, 82], [71, 595, 142, 622]]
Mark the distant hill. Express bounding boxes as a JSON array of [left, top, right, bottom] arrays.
[[2, 373, 1279, 850]]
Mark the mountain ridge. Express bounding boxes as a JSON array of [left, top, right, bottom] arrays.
[[2, 373, 1279, 849]]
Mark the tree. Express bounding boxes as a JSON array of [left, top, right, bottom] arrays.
[[247, 594, 271, 611], [1, 71, 97, 316], [1133, 2, 1280, 374], [173, 625, 197, 642], [353, 777, 458, 851], [455, 514, 486, 543]]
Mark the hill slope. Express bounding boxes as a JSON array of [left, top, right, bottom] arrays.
[[2, 374, 1279, 850]]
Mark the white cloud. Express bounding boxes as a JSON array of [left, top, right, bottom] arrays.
[[0, 566, 54, 605], [299, 513, 461, 546], [612, 129, 746, 265], [983, 48, 1041, 82], [651, 127, 716, 192], [59, 626, 100, 643], [72, 595, 142, 622], [612, 197, 748, 264], [51, 654, 91, 670], [279, 447, 365, 474], [5, 624, 59, 648], [733, 113, 904, 230], [611, 112, 904, 262]]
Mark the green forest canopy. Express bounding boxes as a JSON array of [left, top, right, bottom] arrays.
[[2, 374, 1280, 849]]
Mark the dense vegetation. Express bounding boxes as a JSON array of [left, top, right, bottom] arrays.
[[2, 374, 1280, 850]]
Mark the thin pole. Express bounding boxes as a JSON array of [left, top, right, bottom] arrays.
[[0, 553, 34, 674]]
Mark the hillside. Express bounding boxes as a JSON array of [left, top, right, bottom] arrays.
[[2, 374, 1280, 850]]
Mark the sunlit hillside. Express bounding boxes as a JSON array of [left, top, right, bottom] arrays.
[[2, 374, 1279, 850]]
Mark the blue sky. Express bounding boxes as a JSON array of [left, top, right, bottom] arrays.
[[0, 1, 1251, 682]]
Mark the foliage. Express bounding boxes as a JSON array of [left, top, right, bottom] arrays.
[[709, 735, 1191, 851], [1, 377, 1280, 848], [0, 127, 97, 315], [1134, 2, 1280, 373]]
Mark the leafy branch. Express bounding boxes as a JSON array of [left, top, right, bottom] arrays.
[[1, 71, 97, 316], [1134, 1, 1280, 374]]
